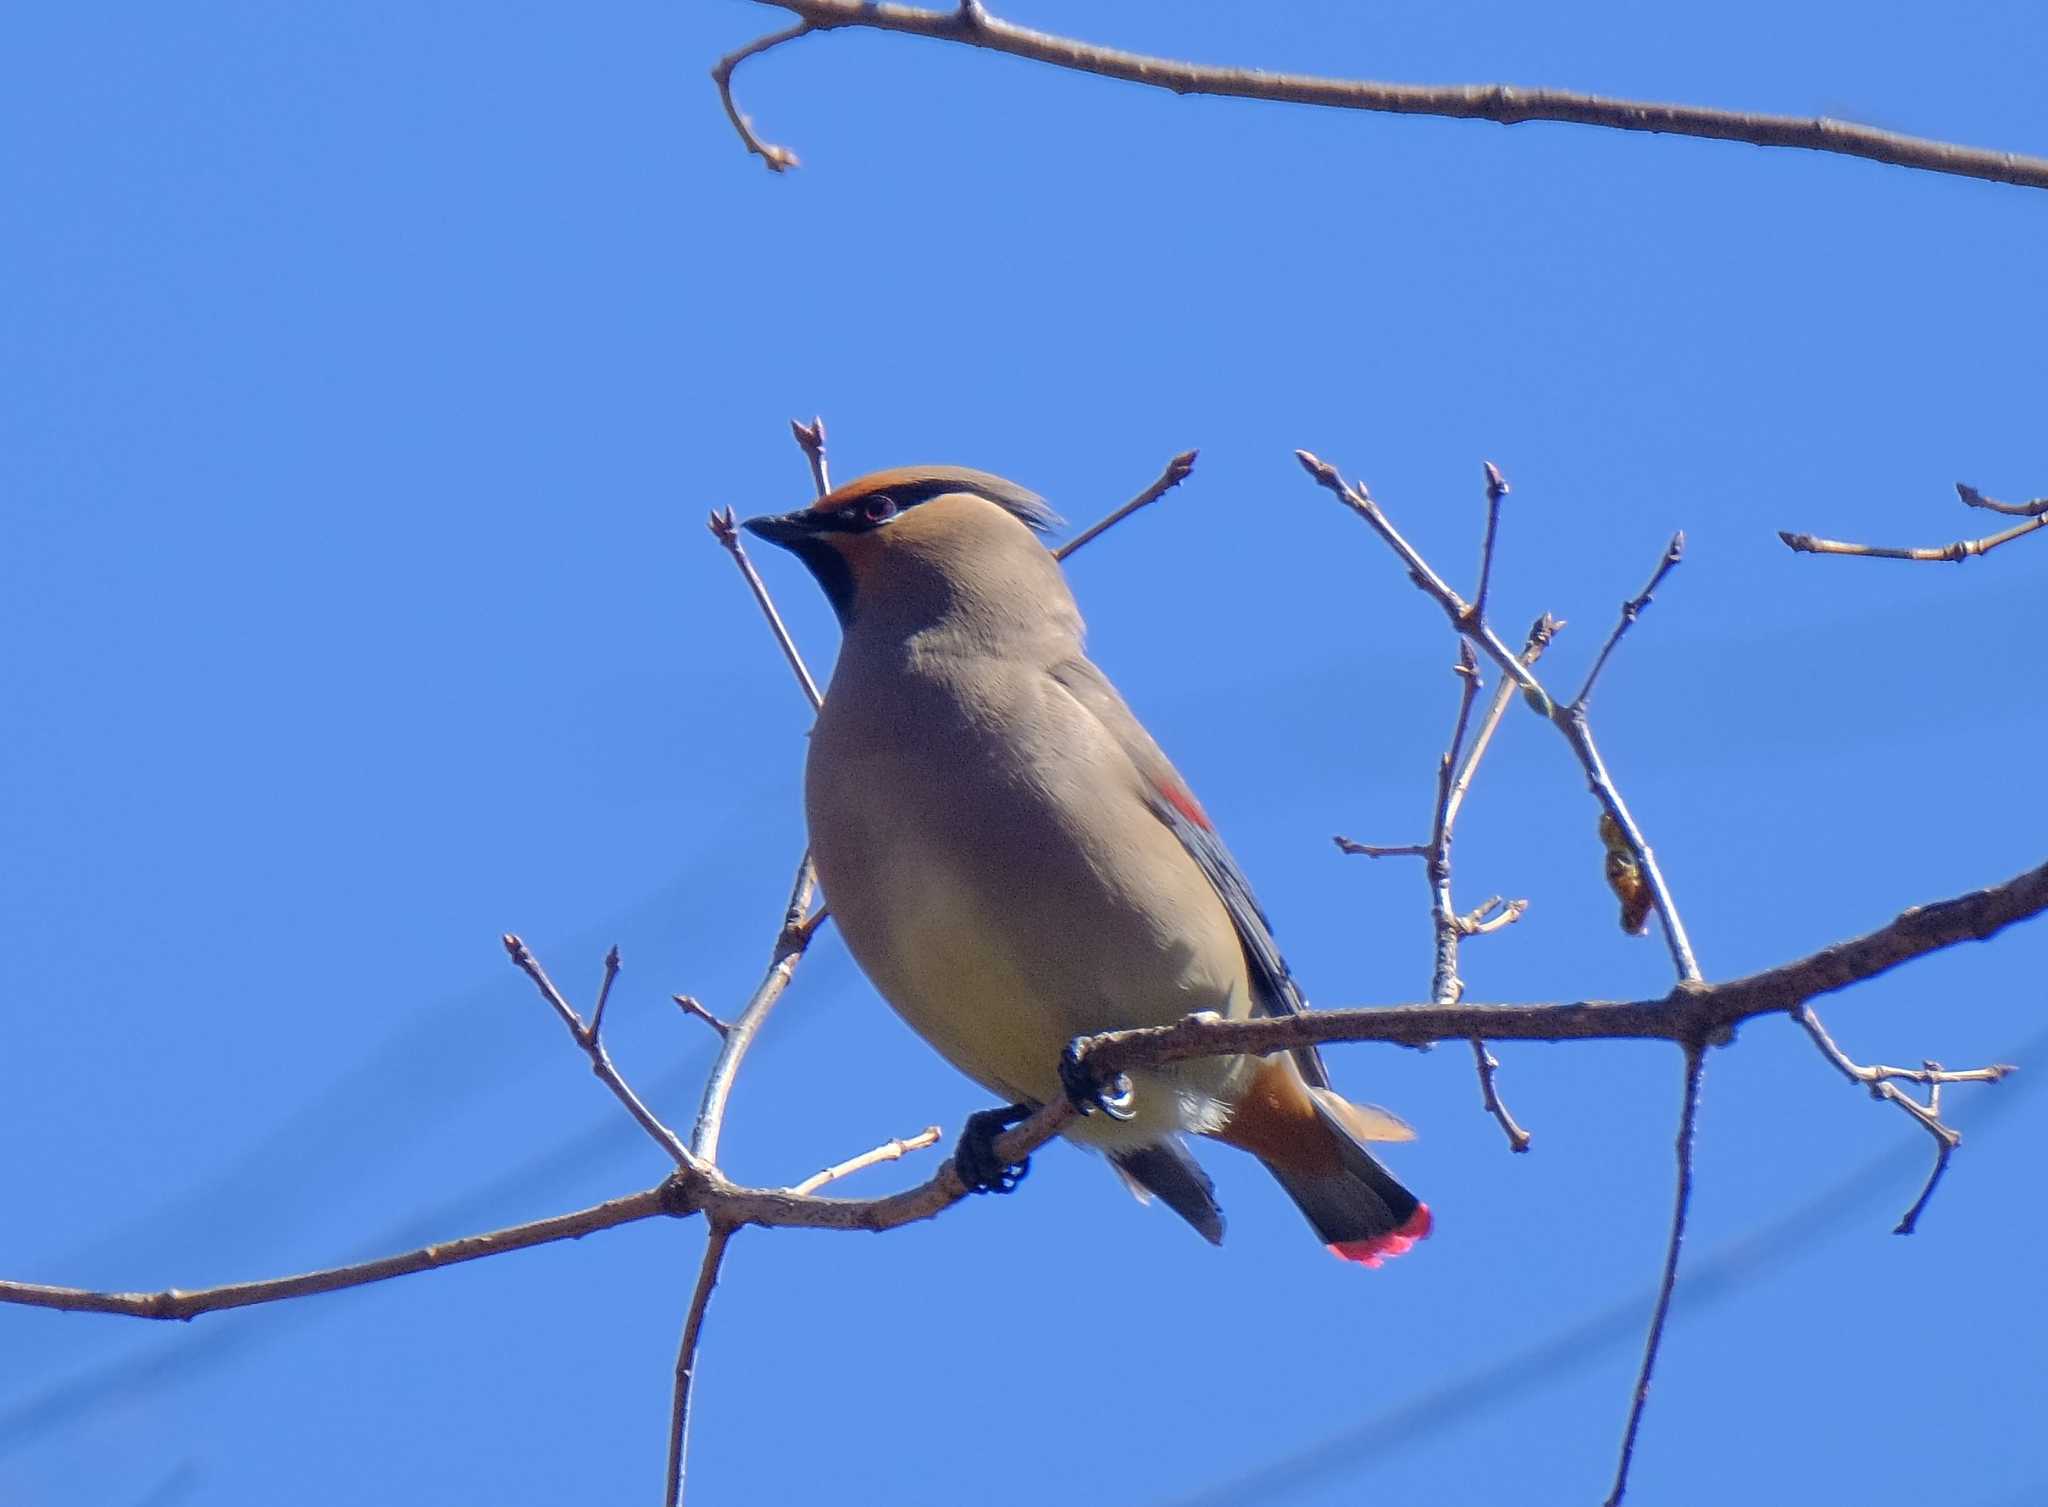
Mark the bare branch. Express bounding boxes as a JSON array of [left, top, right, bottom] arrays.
[[1054, 449, 1198, 562], [1955, 482, 2048, 517], [1334, 838, 1428, 859], [1072, 857, 2048, 1069], [730, 0, 2048, 192], [790, 416, 832, 497], [5, 859, 2039, 1327], [791, 1126, 943, 1195], [1296, 450, 1701, 982], [1443, 613, 1562, 838], [710, 23, 814, 172], [503, 935, 698, 1169], [1574, 532, 1685, 710], [590, 944, 621, 1041], [1469, 1038, 1532, 1153], [1604, 1047, 1705, 1507], [666, 1223, 736, 1507], [0, 1187, 675, 1319], [1794, 1004, 2013, 1232], [1426, 641, 1486, 1004], [1778, 513, 2047, 562], [1781, 478, 2048, 562], [709, 507, 825, 711], [673, 994, 732, 1038], [1471, 461, 1509, 626], [691, 855, 822, 1164], [1458, 896, 1527, 936]]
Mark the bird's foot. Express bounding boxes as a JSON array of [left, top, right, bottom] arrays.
[[955, 1104, 1033, 1194], [1060, 1036, 1137, 1122]]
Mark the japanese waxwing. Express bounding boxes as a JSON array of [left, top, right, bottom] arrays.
[[744, 466, 1430, 1266]]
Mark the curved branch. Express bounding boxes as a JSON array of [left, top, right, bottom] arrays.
[[0, 1188, 674, 1320], [732, 0, 2048, 192], [5, 860, 2038, 1325]]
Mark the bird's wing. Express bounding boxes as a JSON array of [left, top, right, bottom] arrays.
[[1048, 656, 1333, 1091]]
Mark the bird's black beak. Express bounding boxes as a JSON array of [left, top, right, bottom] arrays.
[[740, 509, 821, 550]]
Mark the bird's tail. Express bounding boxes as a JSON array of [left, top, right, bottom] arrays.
[[1217, 1059, 1432, 1268]]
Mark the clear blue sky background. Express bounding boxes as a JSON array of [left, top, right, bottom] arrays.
[[2, 4, 2043, 1504]]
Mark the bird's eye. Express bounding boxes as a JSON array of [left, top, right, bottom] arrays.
[[863, 495, 899, 524]]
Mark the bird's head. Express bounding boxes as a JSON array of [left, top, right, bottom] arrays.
[[743, 466, 1063, 627]]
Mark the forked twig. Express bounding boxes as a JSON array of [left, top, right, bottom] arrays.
[[710, 23, 813, 172], [1779, 480, 2048, 563], [1794, 1003, 2014, 1232], [502, 936, 697, 1169]]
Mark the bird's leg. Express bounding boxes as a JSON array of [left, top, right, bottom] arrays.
[[954, 1104, 1033, 1194], [1060, 1036, 1137, 1122]]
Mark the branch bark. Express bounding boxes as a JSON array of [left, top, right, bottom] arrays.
[[723, 1, 2048, 192]]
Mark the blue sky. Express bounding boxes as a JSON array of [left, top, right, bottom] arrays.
[[2, 4, 2043, 1503]]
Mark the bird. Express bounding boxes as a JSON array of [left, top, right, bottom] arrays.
[[743, 464, 1429, 1266]]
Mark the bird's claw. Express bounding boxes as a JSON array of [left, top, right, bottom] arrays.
[[1060, 1038, 1137, 1121], [955, 1105, 1033, 1194]]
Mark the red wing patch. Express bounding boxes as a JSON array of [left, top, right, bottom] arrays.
[[1155, 779, 1213, 832]]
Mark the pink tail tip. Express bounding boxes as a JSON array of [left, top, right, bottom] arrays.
[[1327, 1204, 1434, 1268]]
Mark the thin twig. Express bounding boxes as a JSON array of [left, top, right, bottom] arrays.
[[1334, 838, 1428, 859], [1469, 1038, 1531, 1152], [591, 945, 621, 1041], [666, 1223, 736, 1507], [1426, 641, 1486, 1004], [1458, 897, 1528, 936], [709, 507, 825, 710], [1955, 483, 2048, 517], [1794, 1004, 2012, 1231], [1054, 449, 1198, 562], [1443, 614, 1562, 839], [1296, 450, 1701, 982], [730, 1, 2048, 191], [673, 995, 733, 1037], [664, 419, 840, 1494], [1574, 532, 1685, 709], [792, 1126, 943, 1195], [692, 856, 821, 1165], [1604, 1046, 1705, 1507], [1471, 461, 1508, 626], [503, 935, 697, 1169], [790, 416, 832, 497], [1893, 1102, 1956, 1238], [1777, 512, 2047, 562], [1444, 612, 1560, 1150], [710, 23, 813, 172], [0, 1188, 676, 1318]]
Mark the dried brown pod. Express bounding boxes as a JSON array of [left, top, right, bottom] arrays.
[[1600, 810, 1653, 936]]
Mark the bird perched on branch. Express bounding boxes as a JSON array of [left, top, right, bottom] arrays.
[[744, 465, 1429, 1266]]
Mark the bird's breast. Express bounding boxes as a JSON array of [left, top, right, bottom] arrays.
[[804, 649, 1249, 1121]]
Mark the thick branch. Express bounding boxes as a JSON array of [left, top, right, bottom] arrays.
[[8, 861, 2037, 1325], [1077, 857, 2048, 1070], [733, 0, 2048, 192]]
